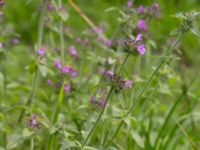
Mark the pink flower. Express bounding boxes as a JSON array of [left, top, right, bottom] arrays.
[[106, 70, 114, 78], [137, 19, 147, 31], [70, 68, 77, 77], [136, 44, 146, 55], [0, 43, 3, 48], [68, 46, 77, 58], [127, 0, 133, 8], [54, 59, 62, 70], [62, 66, 70, 74], [47, 79, 53, 86], [37, 47, 45, 56], [137, 5, 145, 13], [64, 84, 70, 92], [103, 39, 111, 48], [135, 34, 143, 42], [124, 80, 133, 88]]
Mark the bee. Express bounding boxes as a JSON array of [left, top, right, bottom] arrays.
[[0, 0, 4, 7]]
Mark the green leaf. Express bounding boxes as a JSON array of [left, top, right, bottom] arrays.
[[58, 12, 69, 21], [105, 7, 119, 13], [60, 139, 77, 150], [38, 64, 48, 77], [131, 130, 144, 148], [22, 128, 34, 138]]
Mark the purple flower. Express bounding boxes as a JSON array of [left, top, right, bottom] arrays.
[[0, 42, 3, 48], [68, 46, 77, 58], [76, 37, 82, 43], [137, 5, 145, 13], [54, 59, 62, 70], [136, 44, 146, 55], [135, 34, 143, 42], [127, 0, 133, 8], [103, 39, 111, 48], [83, 38, 89, 45], [10, 37, 19, 45], [47, 3, 54, 11], [70, 68, 77, 77], [62, 66, 70, 74], [90, 96, 95, 103], [98, 99, 106, 108], [94, 26, 103, 33], [47, 79, 53, 86], [28, 114, 40, 128], [98, 67, 105, 75], [137, 19, 147, 31], [106, 70, 114, 78], [64, 84, 70, 92], [124, 80, 133, 88], [37, 47, 45, 56]]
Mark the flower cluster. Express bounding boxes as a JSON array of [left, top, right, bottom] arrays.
[[124, 33, 146, 55], [47, 59, 77, 92], [68, 45, 77, 59], [137, 3, 161, 17], [106, 70, 133, 90], [89, 96, 106, 108], [27, 114, 41, 129]]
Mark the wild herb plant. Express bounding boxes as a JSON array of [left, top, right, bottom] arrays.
[[0, 0, 200, 150]]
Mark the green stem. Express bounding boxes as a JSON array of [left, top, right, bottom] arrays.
[[81, 53, 130, 149], [81, 87, 114, 148], [105, 31, 184, 147], [17, 0, 45, 124]]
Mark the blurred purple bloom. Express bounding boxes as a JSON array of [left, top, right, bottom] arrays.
[[106, 70, 114, 78], [37, 47, 45, 56], [62, 66, 70, 74], [64, 84, 70, 92], [98, 99, 106, 108], [47, 3, 54, 11], [103, 39, 111, 48], [136, 44, 146, 55], [28, 114, 40, 128], [10, 37, 19, 45], [90, 96, 95, 103], [54, 59, 62, 70], [94, 26, 103, 33], [98, 67, 105, 75], [0, 42, 3, 48], [68, 45, 77, 58], [124, 80, 133, 88], [137, 5, 145, 13], [137, 19, 147, 31], [76, 37, 82, 43], [47, 79, 53, 86], [83, 38, 89, 45], [135, 34, 143, 42], [127, 0, 133, 8], [70, 68, 77, 77]]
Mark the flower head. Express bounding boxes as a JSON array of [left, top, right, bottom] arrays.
[[68, 46, 77, 58], [135, 34, 143, 42], [136, 44, 146, 55], [27, 114, 40, 129], [47, 79, 53, 86], [37, 47, 45, 56], [137, 5, 145, 13], [137, 19, 147, 31], [64, 84, 70, 92], [127, 0, 133, 8], [54, 59, 62, 70]]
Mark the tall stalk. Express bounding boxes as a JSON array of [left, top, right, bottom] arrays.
[[17, 0, 45, 123], [81, 53, 130, 149], [104, 31, 184, 147]]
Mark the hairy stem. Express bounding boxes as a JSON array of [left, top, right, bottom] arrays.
[[105, 31, 184, 147]]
